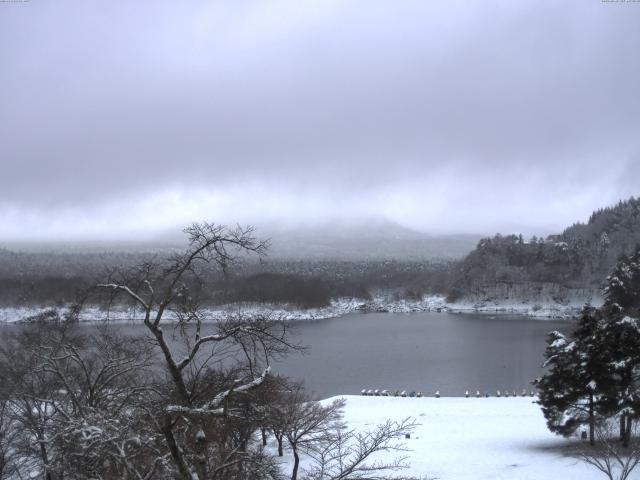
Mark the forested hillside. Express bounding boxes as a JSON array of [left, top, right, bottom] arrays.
[[451, 197, 640, 302], [562, 197, 640, 284]]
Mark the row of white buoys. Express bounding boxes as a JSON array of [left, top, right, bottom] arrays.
[[362, 388, 536, 398], [361, 389, 424, 397], [463, 389, 536, 398]]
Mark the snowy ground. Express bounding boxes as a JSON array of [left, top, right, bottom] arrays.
[[277, 395, 609, 480], [0, 294, 587, 323]]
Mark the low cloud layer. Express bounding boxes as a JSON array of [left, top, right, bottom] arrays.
[[1, 0, 639, 240]]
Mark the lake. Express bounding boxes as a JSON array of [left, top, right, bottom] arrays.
[[275, 312, 568, 398], [0, 311, 570, 399]]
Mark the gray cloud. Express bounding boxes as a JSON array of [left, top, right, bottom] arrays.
[[1, 0, 639, 240]]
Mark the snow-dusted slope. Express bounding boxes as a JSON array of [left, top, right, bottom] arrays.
[[278, 395, 603, 480]]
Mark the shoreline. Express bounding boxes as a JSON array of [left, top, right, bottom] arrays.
[[0, 294, 590, 323]]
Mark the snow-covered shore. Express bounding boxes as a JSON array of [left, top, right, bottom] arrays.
[[0, 293, 588, 323], [278, 395, 601, 480], [0, 299, 365, 323], [357, 294, 589, 319]]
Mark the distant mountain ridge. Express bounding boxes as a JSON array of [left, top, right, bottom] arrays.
[[261, 218, 480, 260], [0, 218, 478, 260]]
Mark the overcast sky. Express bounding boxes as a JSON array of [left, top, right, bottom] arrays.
[[1, 0, 639, 241]]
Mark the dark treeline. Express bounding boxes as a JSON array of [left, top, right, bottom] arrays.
[[1, 197, 640, 308], [0, 250, 453, 308], [212, 273, 370, 308], [237, 260, 453, 303]]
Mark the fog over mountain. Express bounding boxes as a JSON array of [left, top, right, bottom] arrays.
[[1, 218, 480, 260], [1, 0, 639, 241], [254, 219, 482, 260]]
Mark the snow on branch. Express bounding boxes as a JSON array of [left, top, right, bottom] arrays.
[[175, 325, 253, 371], [97, 283, 149, 310], [207, 366, 271, 410], [166, 367, 271, 416]]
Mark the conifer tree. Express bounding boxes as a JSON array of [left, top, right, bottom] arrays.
[[598, 247, 640, 444], [535, 307, 615, 445], [537, 249, 640, 446], [597, 309, 640, 445], [604, 247, 640, 315]]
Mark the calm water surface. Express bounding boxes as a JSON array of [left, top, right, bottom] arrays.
[[274, 312, 568, 398], [1, 312, 569, 399]]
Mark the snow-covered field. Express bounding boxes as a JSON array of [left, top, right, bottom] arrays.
[[281, 395, 606, 480]]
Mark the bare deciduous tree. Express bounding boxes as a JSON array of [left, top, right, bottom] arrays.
[[279, 388, 345, 480], [0, 399, 22, 480], [573, 421, 640, 480], [1, 222, 423, 480], [304, 417, 419, 480], [96, 222, 301, 480], [264, 381, 420, 480], [0, 318, 165, 480]]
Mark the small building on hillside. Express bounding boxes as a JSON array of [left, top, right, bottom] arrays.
[[545, 234, 562, 243]]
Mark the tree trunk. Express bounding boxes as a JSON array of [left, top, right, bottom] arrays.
[[291, 447, 299, 480], [162, 416, 192, 480], [194, 426, 207, 480], [277, 436, 283, 457], [147, 322, 190, 403], [262, 428, 267, 447], [589, 393, 595, 446], [38, 434, 53, 480], [620, 414, 627, 440], [623, 416, 632, 448]]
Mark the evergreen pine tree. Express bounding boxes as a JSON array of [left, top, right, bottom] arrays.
[[597, 250, 640, 444], [603, 247, 640, 315], [535, 307, 615, 445], [596, 308, 640, 445]]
